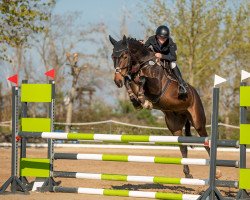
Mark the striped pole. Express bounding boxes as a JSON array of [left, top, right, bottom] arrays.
[[18, 132, 239, 147], [53, 153, 238, 167], [53, 171, 207, 186], [53, 186, 200, 200], [19, 132, 207, 144], [53, 171, 238, 188]]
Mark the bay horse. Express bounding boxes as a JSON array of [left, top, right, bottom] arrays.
[[109, 35, 210, 178]]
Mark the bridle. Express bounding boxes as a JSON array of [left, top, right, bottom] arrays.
[[112, 41, 156, 77], [112, 46, 131, 76]]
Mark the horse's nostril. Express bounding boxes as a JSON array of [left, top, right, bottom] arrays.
[[114, 79, 123, 88], [119, 80, 123, 88]]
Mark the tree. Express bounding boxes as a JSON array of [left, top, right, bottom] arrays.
[[142, 0, 234, 86], [0, 0, 55, 61], [219, 1, 250, 137], [140, 0, 249, 126]]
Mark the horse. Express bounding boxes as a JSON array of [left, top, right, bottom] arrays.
[[109, 35, 211, 178]]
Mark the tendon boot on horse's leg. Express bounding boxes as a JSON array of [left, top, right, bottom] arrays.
[[128, 90, 143, 110], [137, 77, 152, 109], [129, 93, 143, 110], [138, 91, 152, 109], [124, 78, 142, 110], [180, 145, 193, 178], [171, 62, 188, 97]]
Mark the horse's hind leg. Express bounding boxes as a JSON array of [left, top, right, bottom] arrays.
[[164, 112, 192, 178], [187, 91, 223, 178], [180, 145, 192, 178], [187, 94, 210, 156]]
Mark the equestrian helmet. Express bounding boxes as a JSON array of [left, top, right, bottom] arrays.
[[155, 25, 170, 38]]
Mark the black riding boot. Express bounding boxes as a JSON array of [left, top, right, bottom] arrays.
[[172, 66, 188, 97]]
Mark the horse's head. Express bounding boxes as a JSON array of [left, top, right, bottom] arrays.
[[109, 35, 130, 88]]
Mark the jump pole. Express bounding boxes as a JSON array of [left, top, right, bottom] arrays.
[[52, 186, 200, 200], [18, 132, 238, 147], [53, 171, 237, 188], [19, 80, 29, 185], [53, 153, 238, 167], [40, 80, 59, 189]]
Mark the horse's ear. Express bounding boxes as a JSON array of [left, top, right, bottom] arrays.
[[109, 35, 117, 46], [122, 35, 127, 45]]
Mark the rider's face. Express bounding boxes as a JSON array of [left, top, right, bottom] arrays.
[[157, 36, 167, 44]]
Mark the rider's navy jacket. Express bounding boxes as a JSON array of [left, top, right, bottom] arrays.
[[144, 35, 177, 62]]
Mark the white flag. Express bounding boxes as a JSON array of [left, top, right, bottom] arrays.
[[214, 74, 227, 87], [241, 70, 250, 82]]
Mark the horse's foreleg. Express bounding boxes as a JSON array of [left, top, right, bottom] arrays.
[[137, 77, 146, 103], [137, 77, 152, 109], [124, 79, 142, 110]]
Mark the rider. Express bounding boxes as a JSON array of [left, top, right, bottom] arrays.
[[144, 25, 188, 96]]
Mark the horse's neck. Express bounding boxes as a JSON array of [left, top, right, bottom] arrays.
[[130, 46, 153, 64], [139, 52, 155, 64]]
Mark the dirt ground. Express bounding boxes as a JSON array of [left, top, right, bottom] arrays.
[[0, 146, 249, 200]]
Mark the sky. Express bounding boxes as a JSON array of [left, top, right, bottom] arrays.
[[53, 0, 147, 38], [53, 0, 237, 38]]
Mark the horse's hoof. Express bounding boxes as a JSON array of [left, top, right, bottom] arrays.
[[131, 99, 143, 110], [135, 106, 143, 110], [216, 169, 222, 179], [185, 174, 193, 179], [142, 100, 153, 110]]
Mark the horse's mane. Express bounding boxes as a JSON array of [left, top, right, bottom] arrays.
[[127, 37, 150, 57]]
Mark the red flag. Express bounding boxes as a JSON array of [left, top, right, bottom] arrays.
[[16, 136, 22, 142], [45, 69, 55, 79], [7, 74, 18, 85]]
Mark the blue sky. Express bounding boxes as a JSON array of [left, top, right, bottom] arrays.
[[54, 0, 146, 38], [53, 0, 237, 38]]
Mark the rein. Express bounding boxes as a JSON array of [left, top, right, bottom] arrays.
[[130, 55, 156, 74]]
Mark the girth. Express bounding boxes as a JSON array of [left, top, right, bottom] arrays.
[[150, 78, 172, 104]]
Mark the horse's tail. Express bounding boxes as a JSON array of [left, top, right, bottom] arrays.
[[185, 120, 192, 137]]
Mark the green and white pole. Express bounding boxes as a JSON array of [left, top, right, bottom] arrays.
[[53, 171, 207, 186], [53, 153, 238, 167], [19, 132, 238, 147], [53, 186, 200, 200], [19, 132, 206, 144]]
